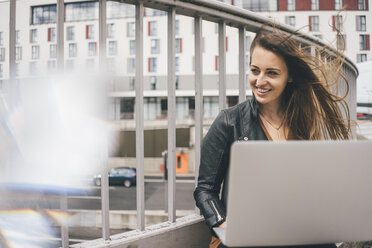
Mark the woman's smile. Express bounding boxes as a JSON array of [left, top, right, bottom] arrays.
[[256, 87, 272, 96]]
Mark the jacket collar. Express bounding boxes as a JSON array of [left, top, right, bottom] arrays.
[[239, 95, 267, 141]]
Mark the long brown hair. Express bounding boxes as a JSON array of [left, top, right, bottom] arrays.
[[250, 29, 351, 140]]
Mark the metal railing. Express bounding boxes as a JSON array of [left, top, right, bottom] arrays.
[[5, 0, 358, 247]]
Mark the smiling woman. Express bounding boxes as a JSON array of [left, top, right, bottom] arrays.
[[194, 28, 351, 248]]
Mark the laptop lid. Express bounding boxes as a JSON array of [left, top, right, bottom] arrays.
[[223, 140, 372, 247]]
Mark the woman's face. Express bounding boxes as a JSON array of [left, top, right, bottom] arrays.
[[249, 46, 291, 111]]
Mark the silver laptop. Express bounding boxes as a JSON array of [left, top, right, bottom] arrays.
[[214, 140, 372, 247]]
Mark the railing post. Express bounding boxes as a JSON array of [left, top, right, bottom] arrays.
[[99, 0, 111, 242], [167, 6, 176, 223], [238, 27, 246, 103], [56, 1, 69, 245], [60, 191, 69, 248], [218, 21, 226, 110], [9, 0, 16, 104], [135, 1, 145, 231], [56, 0, 64, 72], [194, 16, 203, 213]]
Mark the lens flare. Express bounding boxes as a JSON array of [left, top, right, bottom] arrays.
[[0, 73, 114, 246]]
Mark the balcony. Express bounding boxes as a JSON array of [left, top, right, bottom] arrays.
[[0, 0, 358, 247]]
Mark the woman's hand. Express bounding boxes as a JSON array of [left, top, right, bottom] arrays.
[[218, 221, 227, 228]]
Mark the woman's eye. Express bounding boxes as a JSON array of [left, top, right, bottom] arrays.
[[268, 71, 278, 76], [250, 69, 259, 74]]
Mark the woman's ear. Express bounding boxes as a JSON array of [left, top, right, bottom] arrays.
[[288, 76, 293, 83]]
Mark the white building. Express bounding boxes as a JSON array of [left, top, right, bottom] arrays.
[[0, 0, 367, 173]]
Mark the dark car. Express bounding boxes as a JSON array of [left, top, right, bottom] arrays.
[[93, 167, 136, 188]]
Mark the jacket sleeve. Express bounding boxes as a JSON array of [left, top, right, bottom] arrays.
[[193, 110, 231, 230]]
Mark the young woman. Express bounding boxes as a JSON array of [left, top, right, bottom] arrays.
[[194, 30, 351, 248]]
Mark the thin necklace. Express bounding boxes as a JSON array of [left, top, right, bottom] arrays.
[[259, 113, 284, 139]]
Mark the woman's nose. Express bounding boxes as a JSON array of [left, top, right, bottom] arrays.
[[255, 74, 266, 86]]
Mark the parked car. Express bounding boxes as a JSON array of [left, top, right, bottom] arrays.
[[93, 167, 136, 188]]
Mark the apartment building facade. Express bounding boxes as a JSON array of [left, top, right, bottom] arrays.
[[0, 0, 368, 173]]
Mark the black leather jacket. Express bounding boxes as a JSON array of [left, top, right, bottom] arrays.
[[193, 97, 268, 231]]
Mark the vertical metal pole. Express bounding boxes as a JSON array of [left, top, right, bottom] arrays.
[[218, 21, 226, 110], [9, 0, 16, 86], [238, 27, 246, 103], [167, 7, 176, 223], [56, 0, 64, 72], [99, 0, 110, 241], [56, 2, 69, 245], [60, 191, 69, 248], [135, 1, 145, 231], [194, 16, 203, 203]]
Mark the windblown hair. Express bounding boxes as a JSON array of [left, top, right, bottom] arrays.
[[250, 29, 351, 140]]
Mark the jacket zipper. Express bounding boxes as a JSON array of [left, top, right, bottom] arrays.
[[210, 200, 223, 223]]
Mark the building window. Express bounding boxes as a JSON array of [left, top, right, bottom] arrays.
[[360, 34, 370, 50], [129, 77, 135, 90], [32, 4, 56, 25], [48, 60, 57, 73], [108, 41, 117, 56], [16, 30, 20, 44], [245, 36, 251, 51], [356, 16, 366, 32], [127, 22, 135, 37], [0, 64, 2, 78], [15, 63, 20, 77], [128, 58, 135, 73], [48, 27, 56, 42], [88, 42, 97, 56], [107, 58, 116, 73], [16, 47, 22, 61], [357, 54, 367, 63], [241, 0, 278, 11], [148, 57, 157, 72], [86, 59, 95, 70], [309, 16, 319, 32], [0, 32, 3, 46], [337, 34, 346, 50], [107, 23, 115, 38], [149, 39, 159, 54], [0, 48, 5, 62], [129, 40, 135, 55], [150, 76, 157, 90], [66, 26, 75, 41], [175, 75, 179, 90], [175, 20, 180, 35], [176, 38, 182, 53], [65, 1, 98, 22], [120, 98, 135, 119], [148, 21, 157, 36], [31, 45, 40, 59], [332, 16, 343, 32], [50, 44, 56, 59], [29, 61, 38, 75], [335, 0, 342, 10], [287, 0, 295, 11], [358, 0, 367, 10], [30, 29, 38, 43], [175, 56, 180, 72], [245, 54, 250, 72], [285, 16, 296, 27], [86, 25, 94, 39], [69, 43, 77, 57], [311, 0, 319, 10], [66, 60, 74, 71]]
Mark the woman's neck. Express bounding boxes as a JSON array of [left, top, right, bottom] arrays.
[[259, 103, 283, 123]]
